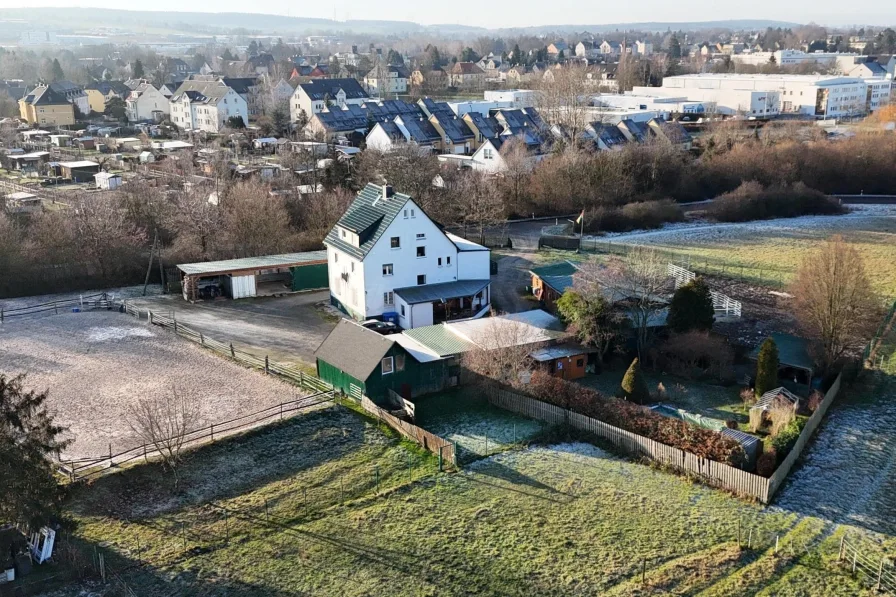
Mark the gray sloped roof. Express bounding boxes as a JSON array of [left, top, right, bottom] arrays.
[[394, 279, 490, 305], [324, 183, 409, 260], [398, 115, 441, 144], [314, 319, 397, 381], [177, 251, 326, 275], [431, 110, 474, 143], [300, 77, 368, 101]]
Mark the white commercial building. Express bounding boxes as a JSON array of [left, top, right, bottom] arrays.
[[325, 183, 491, 329], [483, 89, 537, 108], [634, 74, 885, 119], [593, 94, 715, 116]]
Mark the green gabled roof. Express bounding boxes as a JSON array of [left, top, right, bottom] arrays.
[[324, 183, 410, 260], [530, 261, 579, 295], [401, 324, 475, 357]]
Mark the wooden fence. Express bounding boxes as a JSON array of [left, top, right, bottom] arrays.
[[58, 391, 335, 481], [122, 301, 332, 394], [360, 396, 456, 468], [0, 292, 116, 322], [487, 374, 842, 503], [839, 537, 896, 594], [766, 373, 842, 498]]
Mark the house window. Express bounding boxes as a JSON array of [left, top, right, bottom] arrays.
[[411, 209, 415, 217], [447, 256, 451, 265], [341, 228, 346, 238], [384, 291, 394, 306], [381, 356, 394, 375], [484, 148, 493, 159], [382, 263, 393, 276], [417, 274, 426, 285], [400, 304, 406, 316], [334, 253, 339, 262], [438, 257, 442, 266], [416, 246, 426, 258], [391, 236, 400, 248], [351, 262, 355, 272], [416, 233, 425, 240], [404, 209, 409, 218], [396, 354, 405, 371]]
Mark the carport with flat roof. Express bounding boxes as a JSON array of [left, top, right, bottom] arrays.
[[178, 251, 328, 301]]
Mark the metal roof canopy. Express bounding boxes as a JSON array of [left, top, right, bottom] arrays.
[[178, 251, 327, 276], [394, 279, 490, 305], [529, 343, 594, 362], [748, 332, 815, 375]]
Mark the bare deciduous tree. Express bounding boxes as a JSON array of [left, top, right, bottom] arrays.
[[536, 63, 592, 143], [591, 248, 671, 358], [70, 193, 148, 281], [127, 389, 201, 488], [791, 235, 879, 370], [461, 316, 546, 388], [456, 170, 505, 244]]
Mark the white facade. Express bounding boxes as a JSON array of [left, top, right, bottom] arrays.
[[364, 68, 408, 96], [170, 87, 248, 132], [866, 79, 892, 111], [483, 89, 537, 108], [126, 83, 169, 122], [635, 74, 878, 118], [470, 139, 506, 173], [326, 185, 490, 328], [290, 83, 368, 123]]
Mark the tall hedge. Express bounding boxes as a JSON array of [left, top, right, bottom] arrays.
[[667, 277, 715, 333], [755, 337, 780, 398], [620, 358, 650, 405]]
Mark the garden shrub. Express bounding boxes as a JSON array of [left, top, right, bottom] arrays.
[[586, 200, 684, 233], [770, 418, 805, 458], [527, 371, 744, 466], [707, 181, 844, 223], [754, 337, 780, 398], [667, 278, 715, 333], [768, 398, 796, 437], [620, 358, 651, 404], [725, 419, 738, 430], [756, 450, 777, 477], [806, 390, 823, 413]]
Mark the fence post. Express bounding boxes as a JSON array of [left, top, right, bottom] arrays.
[[200, 333, 204, 346], [280, 402, 283, 420], [69, 461, 74, 483], [210, 424, 214, 441], [853, 552, 858, 574], [877, 559, 884, 591], [143, 445, 147, 463], [438, 445, 444, 472], [230, 343, 235, 358], [265, 356, 269, 375], [642, 559, 646, 587], [375, 465, 380, 493], [149, 311, 153, 325], [839, 536, 844, 561]]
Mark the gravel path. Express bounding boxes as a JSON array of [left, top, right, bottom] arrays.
[[490, 253, 536, 314], [0, 310, 309, 460]]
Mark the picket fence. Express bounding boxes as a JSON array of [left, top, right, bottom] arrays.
[[487, 373, 842, 503], [360, 396, 456, 468]]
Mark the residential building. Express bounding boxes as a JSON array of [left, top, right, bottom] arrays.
[[49, 81, 89, 116], [635, 41, 654, 56], [547, 41, 569, 58], [576, 41, 600, 59], [169, 78, 248, 132], [646, 118, 693, 150], [18, 86, 75, 126], [291, 78, 369, 123], [85, 81, 129, 113], [324, 183, 491, 329], [448, 62, 486, 89], [125, 81, 169, 122], [364, 64, 410, 96], [600, 41, 622, 57], [585, 122, 629, 150], [365, 114, 441, 152], [428, 110, 475, 154]]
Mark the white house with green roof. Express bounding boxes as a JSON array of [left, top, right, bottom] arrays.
[[324, 183, 491, 329]]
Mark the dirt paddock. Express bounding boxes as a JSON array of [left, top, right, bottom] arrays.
[[0, 310, 308, 460]]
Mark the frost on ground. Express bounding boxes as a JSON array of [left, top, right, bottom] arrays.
[[774, 376, 896, 539], [0, 310, 312, 460], [0, 284, 163, 321]]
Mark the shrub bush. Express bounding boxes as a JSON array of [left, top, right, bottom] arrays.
[[806, 390, 823, 413], [707, 181, 844, 223], [770, 418, 805, 458], [527, 371, 745, 465], [586, 200, 684, 233], [754, 337, 780, 398], [725, 419, 739, 430], [620, 358, 651, 404], [756, 451, 777, 477]]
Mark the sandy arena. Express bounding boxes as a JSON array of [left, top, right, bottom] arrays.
[[0, 310, 309, 460]]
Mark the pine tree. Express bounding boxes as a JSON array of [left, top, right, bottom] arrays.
[[50, 58, 64, 82], [133, 59, 145, 79], [754, 337, 780, 398], [620, 358, 650, 404], [667, 277, 715, 333]]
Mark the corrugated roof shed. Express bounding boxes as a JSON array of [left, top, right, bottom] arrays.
[[315, 319, 396, 381], [177, 250, 327, 275], [402, 324, 476, 357], [530, 261, 579, 294]]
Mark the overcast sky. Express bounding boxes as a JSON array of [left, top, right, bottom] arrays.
[[1, 0, 893, 29]]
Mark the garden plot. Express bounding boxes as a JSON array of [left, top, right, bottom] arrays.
[[413, 390, 544, 462], [0, 310, 313, 460]]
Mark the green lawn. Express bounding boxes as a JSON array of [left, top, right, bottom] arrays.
[[60, 432, 876, 596]]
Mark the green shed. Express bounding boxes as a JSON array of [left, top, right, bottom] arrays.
[[315, 320, 452, 402], [291, 262, 329, 291]]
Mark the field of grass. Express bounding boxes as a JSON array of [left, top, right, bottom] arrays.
[[601, 214, 896, 298], [57, 423, 882, 597]]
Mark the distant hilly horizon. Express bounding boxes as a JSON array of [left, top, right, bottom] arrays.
[[0, 8, 808, 37]]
